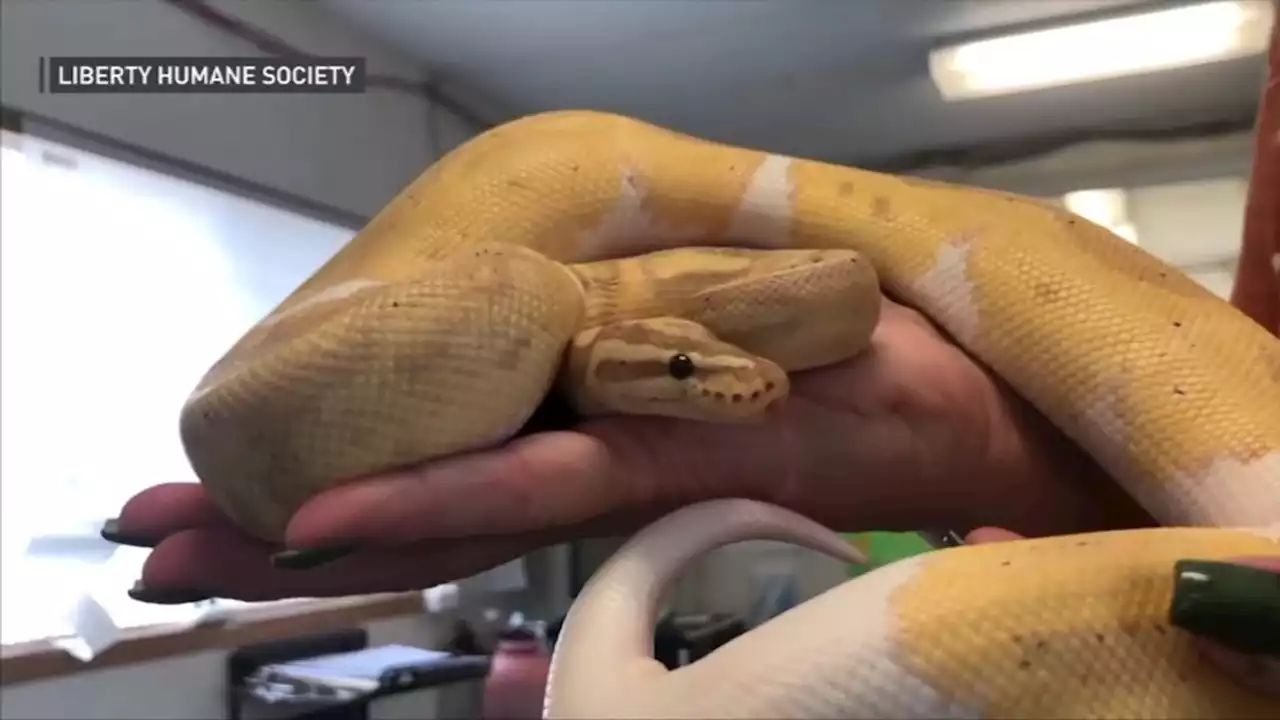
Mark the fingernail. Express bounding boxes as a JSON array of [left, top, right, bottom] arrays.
[[128, 581, 211, 605], [100, 518, 160, 548], [270, 545, 356, 570], [1169, 559, 1280, 656]]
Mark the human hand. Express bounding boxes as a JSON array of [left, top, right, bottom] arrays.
[[108, 297, 1153, 602]]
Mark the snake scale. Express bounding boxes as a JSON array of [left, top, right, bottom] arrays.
[[180, 111, 1280, 717]]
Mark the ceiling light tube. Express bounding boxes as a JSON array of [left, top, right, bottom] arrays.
[[929, 0, 1275, 101]]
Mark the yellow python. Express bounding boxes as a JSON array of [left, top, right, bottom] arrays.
[[180, 110, 1280, 717]]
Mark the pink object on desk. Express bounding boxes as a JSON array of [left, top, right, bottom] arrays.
[[482, 628, 551, 719]]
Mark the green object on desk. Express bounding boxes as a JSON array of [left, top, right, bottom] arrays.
[[841, 532, 937, 577]]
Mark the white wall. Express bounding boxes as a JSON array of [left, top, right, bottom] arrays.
[[917, 131, 1254, 198], [1128, 177, 1248, 298], [0, 613, 483, 720], [0, 0, 481, 221]]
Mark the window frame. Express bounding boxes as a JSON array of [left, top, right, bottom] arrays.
[[0, 123, 396, 659]]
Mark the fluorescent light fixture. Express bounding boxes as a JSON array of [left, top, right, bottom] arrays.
[[930, 0, 1275, 101]]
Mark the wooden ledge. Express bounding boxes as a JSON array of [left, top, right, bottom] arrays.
[[0, 592, 424, 686]]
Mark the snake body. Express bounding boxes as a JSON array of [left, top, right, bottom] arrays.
[[547, 499, 1279, 718], [179, 110, 1280, 716]]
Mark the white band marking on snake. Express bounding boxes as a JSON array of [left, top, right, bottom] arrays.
[[580, 168, 703, 260], [1186, 451, 1280, 527], [726, 153, 794, 248], [912, 237, 980, 346], [260, 278, 386, 326]]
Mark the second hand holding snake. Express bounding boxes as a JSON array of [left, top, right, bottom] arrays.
[[179, 111, 1279, 717]]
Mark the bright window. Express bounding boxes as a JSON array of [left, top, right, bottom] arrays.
[[0, 129, 354, 646]]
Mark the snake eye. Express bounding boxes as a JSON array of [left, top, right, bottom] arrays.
[[667, 353, 696, 380]]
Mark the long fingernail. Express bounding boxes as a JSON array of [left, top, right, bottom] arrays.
[[128, 581, 211, 605], [1169, 559, 1280, 656], [100, 518, 160, 549], [271, 545, 356, 570]]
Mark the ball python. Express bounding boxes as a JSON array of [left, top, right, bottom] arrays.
[[179, 110, 1280, 717]]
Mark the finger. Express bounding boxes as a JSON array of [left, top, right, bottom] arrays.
[[140, 508, 665, 601], [1197, 639, 1280, 697], [284, 413, 794, 549], [1171, 555, 1280, 696], [138, 527, 535, 600], [108, 483, 234, 544], [284, 431, 624, 547], [964, 526, 1024, 544]]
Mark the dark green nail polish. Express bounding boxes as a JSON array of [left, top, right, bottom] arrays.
[[271, 545, 356, 570], [100, 518, 160, 548], [128, 581, 211, 606], [1169, 559, 1280, 656]]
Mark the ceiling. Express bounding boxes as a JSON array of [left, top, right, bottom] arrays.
[[317, 0, 1269, 168]]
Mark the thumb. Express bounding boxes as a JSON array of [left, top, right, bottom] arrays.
[[1171, 555, 1280, 697]]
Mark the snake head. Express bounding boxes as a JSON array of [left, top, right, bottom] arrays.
[[560, 317, 789, 423]]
